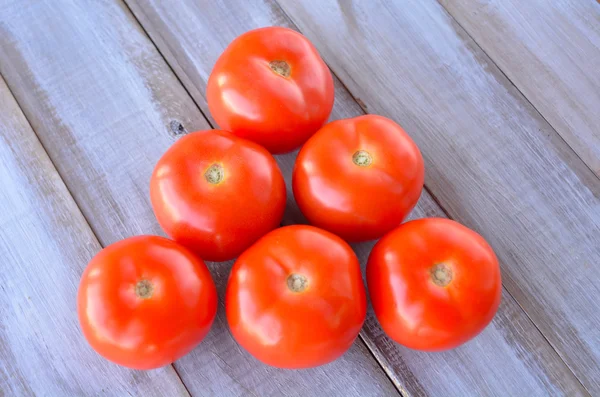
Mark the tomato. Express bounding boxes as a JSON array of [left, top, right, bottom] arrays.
[[366, 218, 502, 351], [226, 225, 366, 368], [150, 130, 286, 262], [207, 27, 334, 154], [77, 236, 217, 369], [293, 115, 424, 242]]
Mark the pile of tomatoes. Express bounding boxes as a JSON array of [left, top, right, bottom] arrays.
[[77, 27, 502, 370]]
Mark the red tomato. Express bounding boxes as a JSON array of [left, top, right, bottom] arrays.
[[367, 218, 502, 351], [293, 115, 424, 242], [150, 130, 286, 262], [207, 27, 334, 154], [226, 225, 366, 368], [77, 236, 217, 369]]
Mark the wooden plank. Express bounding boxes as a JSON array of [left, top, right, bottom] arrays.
[[440, 0, 600, 178], [0, 1, 398, 396], [123, 0, 590, 395], [0, 76, 189, 395], [268, 0, 600, 394]]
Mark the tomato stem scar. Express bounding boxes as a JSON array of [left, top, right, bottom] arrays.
[[135, 279, 154, 299], [204, 164, 224, 184], [287, 273, 308, 293], [430, 264, 453, 287], [352, 150, 372, 167], [269, 60, 291, 78]]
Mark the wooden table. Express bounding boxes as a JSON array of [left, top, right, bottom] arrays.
[[1, 1, 599, 395]]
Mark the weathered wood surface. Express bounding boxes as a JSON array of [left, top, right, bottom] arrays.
[[0, 1, 398, 396], [273, 0, 600, 393], [440, 0, 600, 178], [2, 0, 599, 395], [0, 76, 189, 396], [124, 0, 591, 395]]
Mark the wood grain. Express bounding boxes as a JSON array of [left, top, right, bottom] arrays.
[[272, 0, 600, 394], [440, 0, 600, 177], [0, 75, 189, 396], [124, 0, 591, 395], [0, 1, 398, 396]]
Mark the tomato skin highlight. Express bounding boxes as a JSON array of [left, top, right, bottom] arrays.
[[77, 235, 218, 369], [150, 130, 286, 262], [225, 225, 366, 368], [207, 27, 334, 154], [293, 115, 424, 242], [367, 218, 502, 351]]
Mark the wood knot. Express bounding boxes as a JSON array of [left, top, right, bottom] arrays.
[[169, 120, 187, 136]]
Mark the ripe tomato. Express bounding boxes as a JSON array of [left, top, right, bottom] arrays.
[[77, 236, 217, 369], [293, 115, 424, 242], [150, 130, 286, 262], [207, 27, 334, 154], [226, 225, 366, 368], [367, 218, 502, 351]]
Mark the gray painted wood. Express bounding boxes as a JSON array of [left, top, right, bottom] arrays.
[[0, 1, 398, 396], [272, 0, 600, 394], [0, 75, 189, 396], [440, 0, 600, 178], [124, 0, 590, 395]]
